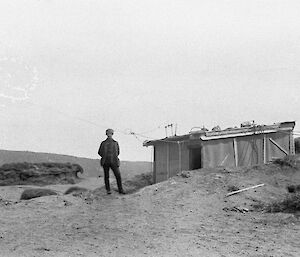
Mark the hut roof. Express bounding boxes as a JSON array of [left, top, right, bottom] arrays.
[[143, 121, 295, 146]]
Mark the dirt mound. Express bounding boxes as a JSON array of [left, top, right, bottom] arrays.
[[126, 157, 300, 217], [88, 158, 300, 209], [20, 188, 58, 200], [0, 162, 83, 186], [182, 159, 300, 215]]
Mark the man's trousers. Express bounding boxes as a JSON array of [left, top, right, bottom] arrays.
[[102, 163, 123, 193]]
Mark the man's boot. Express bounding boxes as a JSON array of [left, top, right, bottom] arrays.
[[119, 189, 126, 194]]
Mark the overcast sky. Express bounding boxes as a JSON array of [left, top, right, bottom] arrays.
[[0, 0, 299, 161]]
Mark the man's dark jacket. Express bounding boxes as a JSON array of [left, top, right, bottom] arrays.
[[98, 138, 120, 167]]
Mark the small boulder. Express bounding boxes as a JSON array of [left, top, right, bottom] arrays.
[[179, 171, 191, 178], [227, 185, 240, 192], [64, 186, 88, 195], [20, 188, 58, 200]]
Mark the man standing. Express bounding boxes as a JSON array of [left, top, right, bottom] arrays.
[[98, 129, 125, 195]]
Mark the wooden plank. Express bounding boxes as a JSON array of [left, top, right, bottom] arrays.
[[269, 138, 288, 155], [226, 184, 265, 197], [219, 154, 229, 166]]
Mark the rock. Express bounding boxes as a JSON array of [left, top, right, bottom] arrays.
[[0, 197, 15, 206], [20, 188, 58, 200], [0, 162, 83, 186], [179, 171, 191, 178], [222, 206, 249, 213], [64, 186, 88, 195], [227, 185, 240, 192]]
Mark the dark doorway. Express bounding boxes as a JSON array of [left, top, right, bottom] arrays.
[[190, 147, 202, 170]]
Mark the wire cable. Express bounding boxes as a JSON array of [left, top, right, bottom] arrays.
[[26, 100, 164, 144]]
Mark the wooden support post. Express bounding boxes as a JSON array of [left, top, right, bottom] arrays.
[[167, 144, 170, 179], [152, 146, 156, 183], [233, 138, 238, 167], [178, 142, 182, 173], [263, 134, 267, 163], [290, 132, 295, 155], [269, 138, 288, 155]]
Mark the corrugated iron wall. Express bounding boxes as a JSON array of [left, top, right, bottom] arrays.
[[202, 138, 235, 168], [153, 141, 190, 183], [236, 134, 264, 166], [266, 132, 290, 161]]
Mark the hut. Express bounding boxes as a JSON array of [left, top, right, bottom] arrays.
[[143, 121, 295, 183]]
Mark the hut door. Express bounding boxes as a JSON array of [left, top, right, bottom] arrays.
[[190, 147, 202, 170]]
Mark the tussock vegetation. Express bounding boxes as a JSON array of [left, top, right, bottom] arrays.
[[287, 184, 300, 193], [272, 155, 298, 168], [0, 162, 83, 186], [123, 172, 153, 193], [264, 193, 300, 213]]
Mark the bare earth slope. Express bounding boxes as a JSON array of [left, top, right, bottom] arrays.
[[0, 162, 299, 257]]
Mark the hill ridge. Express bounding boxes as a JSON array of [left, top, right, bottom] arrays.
[[0, 149, 151, 178]]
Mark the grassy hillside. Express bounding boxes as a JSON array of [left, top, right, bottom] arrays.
[[0, 150, 151, 178]]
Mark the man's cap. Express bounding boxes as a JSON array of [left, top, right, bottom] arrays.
[[106, 128, 114, 135]]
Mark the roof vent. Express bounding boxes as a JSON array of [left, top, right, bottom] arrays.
[[240, 120, 255, 128]]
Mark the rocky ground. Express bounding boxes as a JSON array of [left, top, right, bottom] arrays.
[[0, 161, 299, 257]]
